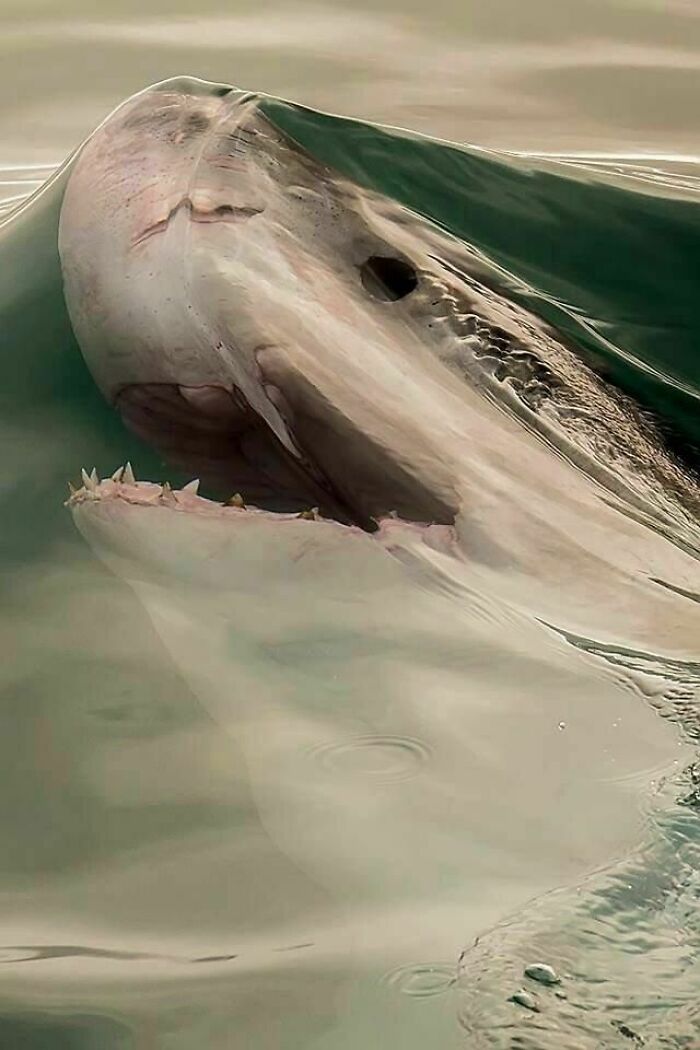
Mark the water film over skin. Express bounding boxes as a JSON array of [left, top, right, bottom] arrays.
[[0, 77, 697, 1046]]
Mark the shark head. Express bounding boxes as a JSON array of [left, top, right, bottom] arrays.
[[59, 78, 699, 644], [59, 77, 482, 527]]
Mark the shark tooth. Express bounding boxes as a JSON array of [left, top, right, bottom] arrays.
[[81, 467, 97, 492], [225, 493, 245, 508], [90, 467, 99, 486], [297, 507, 320, 521], [67, 481, 77, 497], [111, 465, 125, 482], [123, 462, 136, 484], [181, 478, 200, 495], [160, 481, 176, 505]]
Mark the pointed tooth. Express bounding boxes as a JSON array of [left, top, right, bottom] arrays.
[[81, 467, 97, 492], [111, 465, 124, 482], [297, 507, 320, 520], [225, 493, 245, 508], [160, 481, 176, 505], [123, 462, 136, 485], [90, 467, 99, 485], [181, 478, 200, 495], [67, 481, 77, 497]]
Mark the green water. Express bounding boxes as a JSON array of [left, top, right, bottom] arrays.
[[0, 4, 699, 1048], [264, 97, 700, 460]]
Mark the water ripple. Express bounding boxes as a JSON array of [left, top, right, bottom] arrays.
[[309, 735, 431, 783], [383, 962, 458, 998]]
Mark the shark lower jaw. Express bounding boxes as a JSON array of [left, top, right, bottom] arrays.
[[65, 463, 460, 601], [65, 464, 458, 549], [66, 465, 354, 530]]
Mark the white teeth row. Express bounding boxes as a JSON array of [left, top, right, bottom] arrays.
[[78, 462, 138, 491], [67, 465, 201, 504], [81, 466, 98, 491], [66, 468, 321, 522]]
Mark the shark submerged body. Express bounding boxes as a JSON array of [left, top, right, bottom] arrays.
[[22, 77, 700, 1044]]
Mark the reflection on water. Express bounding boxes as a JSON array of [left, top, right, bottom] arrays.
[[0, 2, 699, 1047], [1, 0, 700, 162], [0, 164, 55, 215]]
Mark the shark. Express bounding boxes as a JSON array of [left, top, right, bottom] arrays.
[[51, 76, 700, 1045]]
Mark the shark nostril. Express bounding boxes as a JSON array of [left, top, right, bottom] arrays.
[[359, 256, 418, 302]]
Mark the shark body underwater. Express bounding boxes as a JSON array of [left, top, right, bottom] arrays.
[[3, 78, 700, 1046]]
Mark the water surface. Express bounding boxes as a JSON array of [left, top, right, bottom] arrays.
[[0, 4, 699, 1048]]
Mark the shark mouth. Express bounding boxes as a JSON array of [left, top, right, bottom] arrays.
[[65, 463, 459, 558], [114, 382, 360, 525], [113, 381, 458, 532]]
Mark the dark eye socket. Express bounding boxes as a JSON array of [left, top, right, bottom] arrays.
[[359, 256, 418, 301]]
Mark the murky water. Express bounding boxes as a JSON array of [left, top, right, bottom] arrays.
[[1, 3, 699, 1048]]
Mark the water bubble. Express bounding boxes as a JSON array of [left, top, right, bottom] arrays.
[[509, 988, 540, 1012], [309, 735, 431, 783], [524, 962, 560, 986], [384, 963, 457, 998]]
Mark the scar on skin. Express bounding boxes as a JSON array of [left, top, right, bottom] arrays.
[[132, 198, 263, 245]]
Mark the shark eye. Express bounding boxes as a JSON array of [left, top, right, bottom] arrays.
[[360, 256, 418, 302]]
